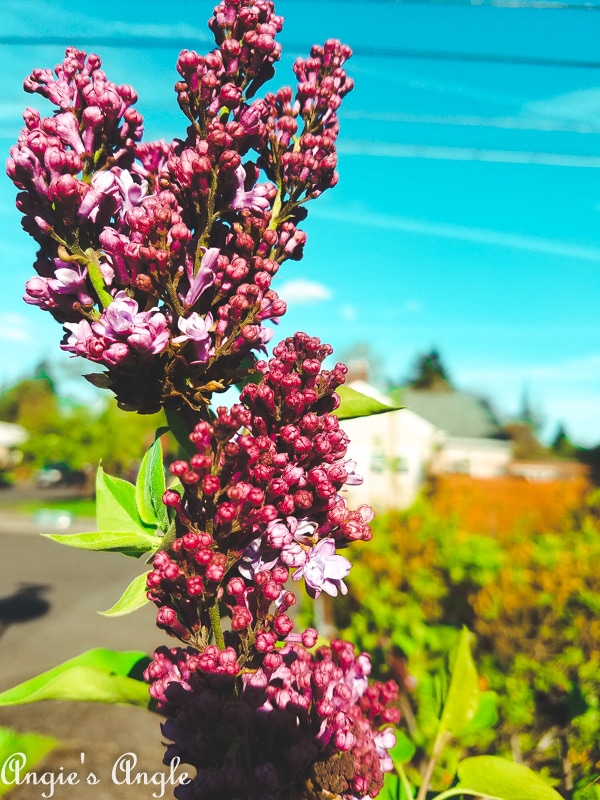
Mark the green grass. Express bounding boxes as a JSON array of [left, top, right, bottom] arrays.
[[0, 497, 97, 518]]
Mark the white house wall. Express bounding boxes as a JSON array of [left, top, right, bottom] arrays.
[[341, 407, 437, 510]]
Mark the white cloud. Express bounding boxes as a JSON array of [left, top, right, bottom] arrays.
[[524, 88, 600, 125], [314, 207, 600, 264], [341, 305, 357, 322], [0, 312, 30, 342], [276, 278, 333, 304]]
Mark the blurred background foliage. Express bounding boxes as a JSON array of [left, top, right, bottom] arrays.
[[0, 363, 166, 483], [303, 489, 600, 799]]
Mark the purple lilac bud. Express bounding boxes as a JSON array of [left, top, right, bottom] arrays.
[[183, 247, 219, 307]]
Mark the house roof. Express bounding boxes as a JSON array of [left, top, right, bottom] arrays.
[[400, 388, 506, 440]]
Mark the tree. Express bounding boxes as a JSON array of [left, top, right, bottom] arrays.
[[550, 423, 580, 459], [0, 372, 164, 478], [503, 421, 548, 460], [408, 348, 453, 391]]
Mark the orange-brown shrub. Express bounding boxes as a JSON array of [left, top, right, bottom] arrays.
[[429, 472, 590, 536]]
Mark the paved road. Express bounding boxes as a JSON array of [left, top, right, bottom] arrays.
[[0, 502, 182, 799]]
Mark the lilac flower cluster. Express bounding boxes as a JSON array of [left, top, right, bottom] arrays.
[[143, 332, 399, 798], [146, 333, 373, 649], [7, 0, 353, 414], [10, 3, 401, 798], [144, 640, 400, 800]]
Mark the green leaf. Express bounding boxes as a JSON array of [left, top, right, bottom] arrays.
[[336, 385, 402, 420], [135, 436, 169, 530], [461, 690, 498, 736], [438, 627, 480, 739], [42, 530, 160, 557], [96, 465, 153, 533], [0, 727, 57, 797], [389, 730, 416, 767], [0, 649, 150, 708], [381, 773, 404, 800], [456, 756, 564, 800], [99, 571, 150, 617]]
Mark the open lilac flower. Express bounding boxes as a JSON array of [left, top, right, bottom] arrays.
[[100, 291, 139, 336], [61, 319, 104, 360], [293, 537, 352, 598], [78, 167, 147, 222], [343, 458, 364, 486], [230, 164, 273, 214], [237, 536, 278, 580], [48, 262, 88, 295], [128, 308, 170, 354], [373, 727, 397, 773], [172, 312, 214, 364]]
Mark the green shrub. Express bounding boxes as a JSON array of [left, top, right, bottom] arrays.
[[313, 495, 600, 798]]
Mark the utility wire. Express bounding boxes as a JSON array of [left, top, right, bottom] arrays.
[[338, 140, 600, 167], [135, 0, 600, 8], [341, 111, 600, 135], [283, 0, 600, 7], [1, 36, 599, 70]]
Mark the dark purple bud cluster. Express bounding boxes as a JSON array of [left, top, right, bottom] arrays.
[[260, 38, 353, 202], [144, 639, 400, 800], [146, 333, 373, 650], [176, 0, 283, 126], [7, 2, 353, 414]]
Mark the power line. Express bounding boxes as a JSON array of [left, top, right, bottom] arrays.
[[283, 0, 600, 7], [2, 36, 599, 70], [321, 45, 600, 69], [337, 140, 600, 167], [341, 110, 600, 134]]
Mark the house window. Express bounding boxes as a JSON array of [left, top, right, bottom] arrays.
[[389, 456, 409, 474], [448, 459, 470, 474], [370, 452, 386, 473]]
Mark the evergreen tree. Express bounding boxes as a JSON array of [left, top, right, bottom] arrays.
[[409, 348, 453, 391]]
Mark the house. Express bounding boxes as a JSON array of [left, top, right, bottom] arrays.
[[340, 381, 512, 509], [401, 388, 512, 479], [341, 381, 437, 510], [0, 421, 27, 471]]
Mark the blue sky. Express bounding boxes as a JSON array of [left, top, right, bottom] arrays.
[[1, 0, 599, 445]]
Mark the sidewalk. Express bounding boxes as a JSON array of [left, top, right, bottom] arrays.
[[0, 510, 179, 799]]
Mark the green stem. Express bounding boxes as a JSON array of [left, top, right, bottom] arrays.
[[416, 731, 451, 800], [267, 177, 284, 231], [209, 603, 225, 650], [397, 763, 415, 800], [165, 275, 184, 318], [198, 172, 219, 251], [432, 789, 504, 800], [82, 247, 114, 309]]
